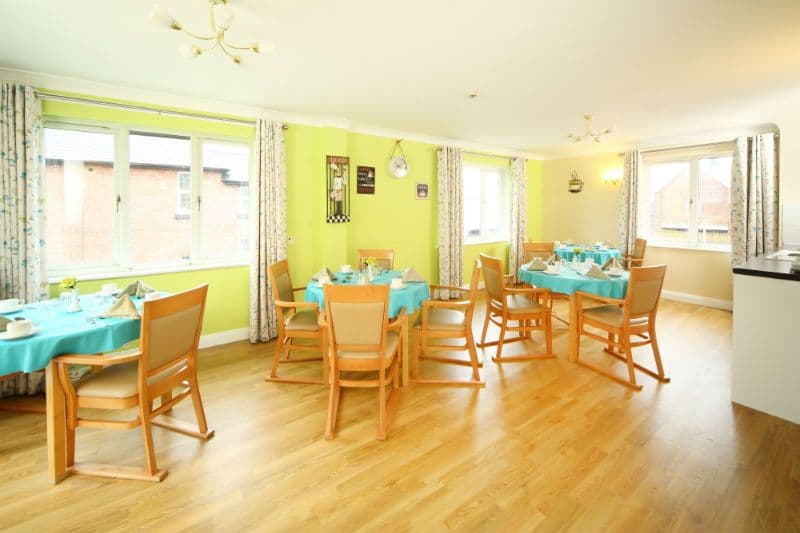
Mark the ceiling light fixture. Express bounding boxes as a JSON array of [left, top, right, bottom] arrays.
[[150, 1, 273, 64], [568, 114, 612, 143]]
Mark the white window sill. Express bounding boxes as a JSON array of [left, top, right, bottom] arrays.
[[648, 242, 731, 253], [464, 239, 510, 247], [47, 260, 249, 284]]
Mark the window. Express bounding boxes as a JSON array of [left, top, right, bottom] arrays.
[[639, 145, 733, 250], [44, 123, 252, 275], [463, 163, 508, 243]]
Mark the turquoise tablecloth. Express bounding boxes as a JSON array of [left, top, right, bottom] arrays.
[[518, 264, 629, 299], [304, 270, 430, 318], [555, 247, 622, 265], [0, 296, 141, 376]]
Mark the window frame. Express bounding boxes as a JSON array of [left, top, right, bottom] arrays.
[[462, 162, 510, 245], [639, 143, 734, 253], [176, 170, 192, 217], [44, 117, 254, 279]]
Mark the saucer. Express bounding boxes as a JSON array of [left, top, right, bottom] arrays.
[[0, 306, 22, 314], [607, 271, 623, 277], [0, 327, 41, 341], [390, 283, 406, 290]]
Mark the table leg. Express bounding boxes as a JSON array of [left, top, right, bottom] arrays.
[[402, 320, 409, 387], [568, 294, 579, 363], [45, 361, 67, 484]]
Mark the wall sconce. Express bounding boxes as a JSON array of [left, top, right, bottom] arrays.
[[568, 171, 584, 193], [603, 168, 623, 186]]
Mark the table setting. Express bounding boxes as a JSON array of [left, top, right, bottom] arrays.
[[553, 240, 622, 265], [518, 257, 629, 299], [304, 264, 430, 318]]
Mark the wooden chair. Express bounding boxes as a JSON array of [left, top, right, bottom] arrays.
[[356, 248, 394, 270], [266, 259, 325, 385], [621, 238, 647, 269], [53, 285, 214, 482], [478, 254, 554, 362], [523, 242, 555, 263], [321, 285, 407, 440], [575, 264, 670, 390], [412, 260, 484, 386]]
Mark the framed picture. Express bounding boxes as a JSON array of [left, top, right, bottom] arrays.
[[416, 182, 429, 200], [356, 166, 375, 194], [326, 155, 350, 223]]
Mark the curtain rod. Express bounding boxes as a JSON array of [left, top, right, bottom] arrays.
[[35, 91, 288, 130], [639, 133, 779, 156], [438, 147, 517, 161]]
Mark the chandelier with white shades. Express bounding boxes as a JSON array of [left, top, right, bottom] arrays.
[[567, 114, 612, 143], [149, 1, 273, 64]]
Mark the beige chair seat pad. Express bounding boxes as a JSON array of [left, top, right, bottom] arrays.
[[285, 309, 318, 332], [75, 361, 187, 399], [421, 308, 466, 331], [583, 305, 649, 328], [337, 331, 399, 361], [506, 294, 544, 314]]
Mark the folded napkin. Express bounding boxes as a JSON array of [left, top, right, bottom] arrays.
[[585, 264, 610, 280], [0, 316, 10, 333], [100, 294, 140, 319], [119, 280, 155, 299], [527, 257, 547, 271], [546, 254, 559, 265], [312, 268, 338, 281], [402, 268, 425, 282]]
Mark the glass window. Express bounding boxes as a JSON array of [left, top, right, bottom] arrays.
[[697, 156, 732, 246], [128, 132, 192, 266], [462, 163, 508, 243], [176, 171, 191, 216], [44, 128, 116, 269], [199, 141, 250, 259], [645, 161, 691, 245]]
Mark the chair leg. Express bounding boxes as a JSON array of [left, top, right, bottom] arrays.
[[622, 339, 638, 389], [606, 332, 615, 353], [650, 326, 669, 382], [377, 369, 387, 440], [140, 409, 159, 476], [268, 334, 285, 379], [480, 306, 491, 346], [66, 420, 76, 468], [325, 370, 340, 440], [545, 314, 553, 355], [188, 373, 213, 438], [412, 328, 421, 380], [466, 330, 480, 381], [492, 320, 508, 362]]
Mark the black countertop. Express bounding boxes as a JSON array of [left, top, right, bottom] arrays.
[[733, 257, 800, 281]]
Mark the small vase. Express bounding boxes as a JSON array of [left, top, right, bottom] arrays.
[[67, 288, 82, 313]]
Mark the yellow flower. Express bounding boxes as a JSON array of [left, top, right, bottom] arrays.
[[60, 276, 77, 290]]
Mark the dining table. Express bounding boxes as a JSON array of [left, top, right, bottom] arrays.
[[554, 246, 622, 265], [0, 295, 143, 483], [304, 269, 430, 386], [518, 264, 630, 362]]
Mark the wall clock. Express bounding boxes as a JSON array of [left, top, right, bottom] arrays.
[[387, 140, 409, 178]]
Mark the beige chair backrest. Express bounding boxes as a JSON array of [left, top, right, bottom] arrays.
[[626, 265, 666, 317], [523, 242, 554, 262], [268, 259, 295, 303], [357, 249, 394, 270], [141, 284, 208, 374], [324, 285, 389, 356], [633, 238, 647, 260], [480, 254, 505, 304], [464, 260, 482, 323]]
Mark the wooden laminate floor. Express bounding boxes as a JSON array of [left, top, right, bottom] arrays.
[[0, 299, 798, 532]]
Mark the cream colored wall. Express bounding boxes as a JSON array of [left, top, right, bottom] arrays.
[[542, 153, 733, 303]]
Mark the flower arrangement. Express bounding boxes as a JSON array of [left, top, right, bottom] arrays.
[[60, 276, 77, 290], [363, 257, 377, 268], [572, 247, 583, 255]]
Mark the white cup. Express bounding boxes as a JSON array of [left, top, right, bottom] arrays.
[[0, 298, 22, 312], [553, 240, 561, 249], [6, 319, 32, 337], [390, 278, 404, 289], [340, 264, 352, 273], [144, 292, 162, 301], [101, 283, 118, 295]]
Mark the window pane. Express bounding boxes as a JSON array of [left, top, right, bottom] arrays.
[[200, 142, 250, 259], [646, 161, 691, 244], [129, 133, 192, 265], [463, 166, 482, 238], [44, 128, 115, 267], [483, 171, 502, 234], [698, 156, 732, 245]]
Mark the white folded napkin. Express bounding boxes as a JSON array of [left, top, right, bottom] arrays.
[[119, 280, 155, 299], [527, 257, 547, 271], [100, 294, 140, 319], [546, 254, 556, 265], [402, 268, 425, 282], [585, 263, 610, 280], [312, 268, 337, 281]]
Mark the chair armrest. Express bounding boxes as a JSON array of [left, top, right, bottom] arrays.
[[504, 286, 550, 297], [275, 300, 319, 312], [575, 290, 624, 307], [428, 284, 467, 292], [55, 349, 142, 367], [292, 286, 307, 292], [388, 309, 408, 331]]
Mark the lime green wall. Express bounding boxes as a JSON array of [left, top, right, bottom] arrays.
[[40, 91, 544, 336]]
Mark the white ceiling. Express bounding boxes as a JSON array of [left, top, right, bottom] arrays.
[[1, 0, 800, 157]]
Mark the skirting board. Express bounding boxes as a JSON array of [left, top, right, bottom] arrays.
[[199, 327, 250, 349], [661, 290, 732, 311]]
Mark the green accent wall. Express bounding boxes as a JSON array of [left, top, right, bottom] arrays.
[[40, 93, 544, 335]]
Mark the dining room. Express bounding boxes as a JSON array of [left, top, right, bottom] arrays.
[[2, 1, 800, 532]]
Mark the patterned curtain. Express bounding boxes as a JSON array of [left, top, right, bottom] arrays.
[[0, 83, 47, 397], [437, 146, 463, 298], [731, 133, 779, 265], [617, 149, 641, 256], [249, 119, 287, 342], [508, 156, 527, 274]]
